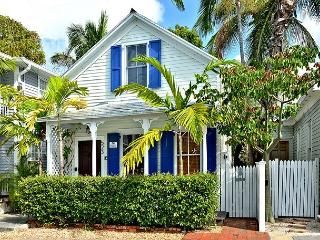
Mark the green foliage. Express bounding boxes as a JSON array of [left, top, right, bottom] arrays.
[[0, 57, 16, 75], [115, 56, 213, 174], [51, 11, 108, 69], [18, 174, 219, 230], [169, 25, 203, 48], [199, 46, 320, 153], [0, 15, 46, 64]]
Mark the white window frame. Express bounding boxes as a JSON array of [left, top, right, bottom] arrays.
[[176, 132, 201, 174], [123, 42, 149, 87]]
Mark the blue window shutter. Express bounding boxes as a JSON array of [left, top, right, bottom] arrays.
[[107, 133, 120, 175], [148, 142, 158, 174], [148, 40, 161, 88], [207, 128, 217, 172], [160, 131, 174, 174], [111, 45, 122, 92]]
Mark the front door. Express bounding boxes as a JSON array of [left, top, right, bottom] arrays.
[[78, 140, 101, 176]]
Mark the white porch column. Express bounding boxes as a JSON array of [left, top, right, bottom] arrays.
[[46, 122, 53, 175], [202, 127, 208, 173], [90, 123, 98, 177], [141, 119, 151, 176], [135, 118, 157, 176], [256, 161, 266, 232]]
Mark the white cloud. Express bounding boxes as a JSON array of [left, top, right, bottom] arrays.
[[0, 0, 164, 39]]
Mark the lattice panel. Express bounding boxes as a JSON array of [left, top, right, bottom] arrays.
[[51, 127, 60, 175], [63, 129, 75, 175]]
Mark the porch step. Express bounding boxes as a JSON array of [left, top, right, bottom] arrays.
[[0, 214, 28, 232], [216, 211, 228, 226]]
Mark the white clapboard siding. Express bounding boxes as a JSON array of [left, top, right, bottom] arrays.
[[219, 164, 257, 218], [270, 158, 319, 218]]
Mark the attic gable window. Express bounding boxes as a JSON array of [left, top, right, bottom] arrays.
[[127, 44, 147, 86]]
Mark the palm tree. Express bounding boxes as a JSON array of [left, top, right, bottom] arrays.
[[51, 11, 108, 68], [27, 77, 88, 175], [0, 57, 15, 75], [172, 0, 319, 63], [115, 56, 210, 175]]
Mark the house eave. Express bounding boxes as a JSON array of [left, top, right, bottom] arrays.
[[64, 11, 216, 80]]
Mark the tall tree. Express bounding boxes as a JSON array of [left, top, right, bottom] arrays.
[[51, 10, 108, 68], [196, 46, 320, 222], [27, 77, 88, 175], [115, 56, 212, 175], [169, 25, 203, 48], [0, 15, 46, 64]]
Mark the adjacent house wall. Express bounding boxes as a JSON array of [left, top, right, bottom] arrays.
[[292, 99, 320, 160]]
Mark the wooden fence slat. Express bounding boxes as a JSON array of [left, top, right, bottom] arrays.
[[300, 161, 305, 216], [311, 160, 315, 218]]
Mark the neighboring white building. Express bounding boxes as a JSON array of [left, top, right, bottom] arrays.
[[0, 52, 55, 173], [283, 85, 320, 161], [43, 10, 227, 176]]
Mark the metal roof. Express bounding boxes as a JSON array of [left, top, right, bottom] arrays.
[[41, 101, 165, 122]]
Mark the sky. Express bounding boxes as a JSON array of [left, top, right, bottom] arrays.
[[1, 0, 320, 72]]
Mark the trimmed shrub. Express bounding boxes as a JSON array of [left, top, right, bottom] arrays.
[[18, 174, 219, 229]]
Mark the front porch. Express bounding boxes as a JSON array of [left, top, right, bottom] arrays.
[[45, 102, 223, 176]]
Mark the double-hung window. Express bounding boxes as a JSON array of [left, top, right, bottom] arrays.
[[127, 44, 147, 86]]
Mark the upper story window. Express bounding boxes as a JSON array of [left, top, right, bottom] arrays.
[[127, 44, 147, 86]]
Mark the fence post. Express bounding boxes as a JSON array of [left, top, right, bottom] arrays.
[[256, 161, 266, 232], [315, 158, 319, 219]]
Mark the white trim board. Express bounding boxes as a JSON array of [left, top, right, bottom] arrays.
[[74, 136, 105, 176]]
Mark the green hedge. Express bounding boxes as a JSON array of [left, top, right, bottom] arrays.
[[18, 174, 219, 229]]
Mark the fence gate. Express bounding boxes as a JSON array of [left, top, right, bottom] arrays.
[[270, 158, 319, 218], [219, 161, 258, 218]]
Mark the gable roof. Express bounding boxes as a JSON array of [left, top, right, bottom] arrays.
[[0, 52, 56, 78], [64, 9, 215, 80], [284, 85, 320, 126]]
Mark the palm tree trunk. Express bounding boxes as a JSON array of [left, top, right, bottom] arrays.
[[270, 0, 296, 56], [178, 130, 183, 176], [38, 142, 42, 175], [57, 114, 64, 175], [235, 0, 246, 65]]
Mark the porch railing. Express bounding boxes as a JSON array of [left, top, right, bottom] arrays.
[[0, 176, 11, 196]]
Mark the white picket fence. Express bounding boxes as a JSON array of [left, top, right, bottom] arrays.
[[270, 158, 319, 218], [219, 163, 258, 218], [219, 158, 319, 221]]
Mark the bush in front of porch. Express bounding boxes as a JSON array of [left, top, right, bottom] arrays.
[[17, 173, 219, 230]]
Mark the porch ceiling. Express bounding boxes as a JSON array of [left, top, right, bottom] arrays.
[[39, 101, 165, 122]]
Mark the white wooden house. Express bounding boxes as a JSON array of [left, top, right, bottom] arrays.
[[0, 52, 55, 174], [43, 10, 229, 177]]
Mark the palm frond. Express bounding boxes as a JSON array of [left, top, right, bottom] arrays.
[[297, 0, 320, 19], [115, 83, 166, 108], [207, 15, 239, 58], [194, 0, 219, 36], [133, 56, 184, 108], [0, 58, 15, 75], [122, 128, 163, 175], [169, 103, 209, 144], [171, 0, 185, 11], [62, 98, 87, 111], [247, 1, 275, 63], [286, 17, 318, 48]]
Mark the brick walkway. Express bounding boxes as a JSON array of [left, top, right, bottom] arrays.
[[183, 218, 270, 240]]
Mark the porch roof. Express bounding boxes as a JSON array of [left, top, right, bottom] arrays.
[[40, 101, 165, 122]]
